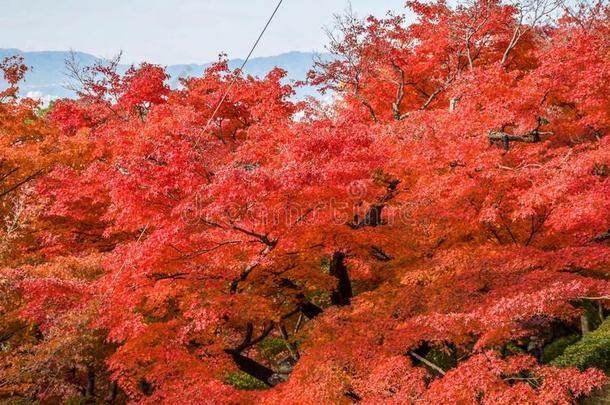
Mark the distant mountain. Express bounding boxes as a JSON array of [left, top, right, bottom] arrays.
[[0, 48, 332, 102]]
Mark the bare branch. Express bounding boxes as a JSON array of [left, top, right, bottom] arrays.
[[501, 0, 562, 66], [409, 351, 446, 375]]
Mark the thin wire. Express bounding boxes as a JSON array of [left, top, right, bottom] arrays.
[[202, 0, 285, 134], [39, 2, 287, 365], [102, 0, 286, 300]]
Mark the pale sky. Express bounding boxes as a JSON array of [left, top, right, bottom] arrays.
[[0, 0, 410, 64]]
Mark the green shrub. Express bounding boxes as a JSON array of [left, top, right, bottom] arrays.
[[541, 334, 580, 364], [258, 337, 286, 356], [426, 347, 457, 371], [224, 371, 269, 390], [552, 319, 610, 372]]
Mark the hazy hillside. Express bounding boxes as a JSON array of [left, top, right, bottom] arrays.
[[0, 48, 330, 102]]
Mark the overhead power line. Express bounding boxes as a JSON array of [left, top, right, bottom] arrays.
[[203, 0, 286, 133], [105, 0, 287, 298]]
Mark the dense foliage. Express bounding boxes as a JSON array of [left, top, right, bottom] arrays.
[[2, 0, 610, 403]]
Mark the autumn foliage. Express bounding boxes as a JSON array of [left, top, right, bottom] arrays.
[[2, 0, 610, 403]]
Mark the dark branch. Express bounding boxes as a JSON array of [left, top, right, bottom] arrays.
[[0, 169, 44, 199], [345, 391, 362, 402], [329, 252, 352, 306], [225, 351, 275, 386], [299, 300, 324, 319], [229, 238, 277, 293], [349, 179, 399, 229], [234, 322, 274, 354], [371, 246, 393, 261], [488, 129, 552, 150], [593, 229, 610, 242], [0, 166, 19, 183], [145, 272, 188, 282]]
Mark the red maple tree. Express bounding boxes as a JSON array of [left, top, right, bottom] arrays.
[[2, 0, 610, 403]]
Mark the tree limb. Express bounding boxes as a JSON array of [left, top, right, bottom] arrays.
[[488, 130, 552, 150], [409, 351, 446, 375], [229, 238, 278, 293], [593, 229, 610, 242], [0, 169, 44, 199]]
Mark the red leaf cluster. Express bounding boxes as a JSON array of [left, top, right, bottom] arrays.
[[2, 1, 610, 403]]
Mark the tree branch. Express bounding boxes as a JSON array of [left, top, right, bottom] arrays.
[[0, 170, 44, 199], [593, 229, 610, 242], [391, 63, 406, 121], [488, 130, 552, 150], [409, 351, 446, 375], [229, 238, 278, 293]]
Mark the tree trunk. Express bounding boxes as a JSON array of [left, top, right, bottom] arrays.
[[85, 368, 95, 397], [105, 381, 118, 404], [330, 252, 352, 306], [449, 97, 459, 112], [581, 314, 591, 334], [227, 351, 275, 386]]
